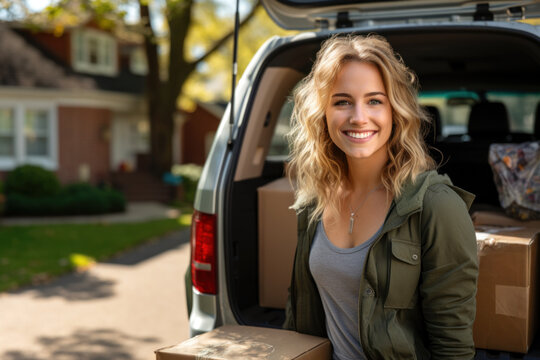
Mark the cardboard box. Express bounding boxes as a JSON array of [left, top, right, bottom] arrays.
[[472, 211, 540, 229], [473, 211, 539, 353], [155, 325, 331, 360], [258, 177, 297, 309]]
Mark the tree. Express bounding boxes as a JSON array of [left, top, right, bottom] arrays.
[[0, 0, 30, 20], [182, 4, 294, 107], [140, 0, 261, 174], [9, 0, 293, 175]]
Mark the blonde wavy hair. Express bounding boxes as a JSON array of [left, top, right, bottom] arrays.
[[287, 34, 435, 223]]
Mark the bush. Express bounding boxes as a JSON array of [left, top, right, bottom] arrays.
[[171, 164, 202, 204], [6, 194, 55, 216], [103, 188, 126, 212], [62, 182, 96, 195], [4, 165, 60, 197], [5, 182, 126, 216], [0, 179, 4, 215], [60, 184, 109, 214], [61, 183, 126, 214]]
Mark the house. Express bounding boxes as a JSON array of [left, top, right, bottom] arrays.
[[179, 102, 225, 166], [0, 21, 226, 202], [0, 21, 159, 196]]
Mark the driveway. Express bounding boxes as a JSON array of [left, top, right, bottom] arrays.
[[0, 225, 191, 360]]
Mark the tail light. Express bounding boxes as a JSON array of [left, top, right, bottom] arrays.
[[191, 210, 217, 294]]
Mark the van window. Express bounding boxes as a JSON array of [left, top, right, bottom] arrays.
[[419, 91, 478, 137], [486, 92, 539, 133], [268, 97, 294, 159], [419, 91, 540, 137], [268, 91, 540, 157]]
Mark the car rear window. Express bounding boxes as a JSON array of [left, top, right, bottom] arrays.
[[419, 91, 540, 137], [268, 90, 540, 159]]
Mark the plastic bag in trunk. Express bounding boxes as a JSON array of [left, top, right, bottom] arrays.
[[488, 142, 540, 220]]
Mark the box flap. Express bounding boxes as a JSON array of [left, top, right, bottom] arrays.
[[156, 325, 331, 360], [472, 211, 540, 229], [474, 212, 539, 247], [476, 229, 537, 246], [258, 177, 295, 193]]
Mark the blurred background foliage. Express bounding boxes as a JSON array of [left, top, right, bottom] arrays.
[[182, 2, 296, 109], [0, 0, 296, 174], [3, 165, 126, 216], [0, 0, 295, 111]]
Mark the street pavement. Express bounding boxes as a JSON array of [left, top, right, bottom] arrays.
[[0, 202, 191, 360], [0, 202, 183, 225]]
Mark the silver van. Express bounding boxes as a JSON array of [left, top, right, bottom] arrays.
[[186, 0, 540, 356]]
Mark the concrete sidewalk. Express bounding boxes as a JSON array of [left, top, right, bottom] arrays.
[[0, 202, 192, 360], [0, 202, 181, 225]]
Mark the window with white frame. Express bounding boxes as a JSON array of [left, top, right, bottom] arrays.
[[25, 109, 50, 156], [0, 108, 15, 157], [0, 102, 57, 170], [71, 28, 118, 76]]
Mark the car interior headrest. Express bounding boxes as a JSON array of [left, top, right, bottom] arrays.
[[424, 105, 442, 135], [422, 105, 442, 144], [468, 101, 510, 139]]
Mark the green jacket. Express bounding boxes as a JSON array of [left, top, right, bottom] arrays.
[[284, 171, 479, 359]]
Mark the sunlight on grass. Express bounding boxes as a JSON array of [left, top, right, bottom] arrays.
[[0, 218, 189, 292], [69, 253, 96, 270], [179, 213, 192, 227]]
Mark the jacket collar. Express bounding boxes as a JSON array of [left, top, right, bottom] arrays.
[[394, 170, 474, 217], [297, 170, 475, 230]]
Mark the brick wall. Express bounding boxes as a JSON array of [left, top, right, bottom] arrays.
[[181, 105, 220, 165]]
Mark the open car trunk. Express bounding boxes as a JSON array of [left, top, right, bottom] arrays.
[[219, 23, 539, 352]]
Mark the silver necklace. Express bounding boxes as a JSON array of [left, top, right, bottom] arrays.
[[348, 184, 382, 234]]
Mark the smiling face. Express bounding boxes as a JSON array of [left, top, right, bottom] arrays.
[[325, 61, 393, 165]]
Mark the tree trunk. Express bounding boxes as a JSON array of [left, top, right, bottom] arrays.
[[150, 99, 174, 176], [139, 0, 259, 176]]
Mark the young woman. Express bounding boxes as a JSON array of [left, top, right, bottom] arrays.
[[284, 35, 478, 359]]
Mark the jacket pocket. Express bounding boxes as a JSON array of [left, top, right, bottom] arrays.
[[385, 239, 421, 309]]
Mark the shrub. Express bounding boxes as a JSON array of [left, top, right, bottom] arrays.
[[5, 194, 56, 216], [63, 183, 125, 212], [0, 179, 4, 215], [61, 184, 109, 214], [62, 182, 96, 195], [4, 165, 60, 197], [61, 183, 126, 214], [103, 188, 126, 212], [5, 182, 126, 216], [171, 164, 202, 204]]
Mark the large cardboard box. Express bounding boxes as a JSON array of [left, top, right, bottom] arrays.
[[473, 211, 539, 353], [155, 325, 331, 360], [258, 177, 296, 309]]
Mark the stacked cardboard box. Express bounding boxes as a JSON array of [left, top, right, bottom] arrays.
[[473, 211, 539, 353], [256, 183, 540, 353], [155, 325, 331, 360], [257, 177, 296, 309]]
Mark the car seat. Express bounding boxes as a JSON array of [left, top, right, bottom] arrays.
[[423, 105, 442, 145], [467, 101, 510, 141], [438, 101, 511, 206]]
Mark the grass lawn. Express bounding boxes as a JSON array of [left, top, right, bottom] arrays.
[[0, 214, 193, 293]]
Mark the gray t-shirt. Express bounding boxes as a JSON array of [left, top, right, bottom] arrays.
[[309, 221, 380, 360]]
